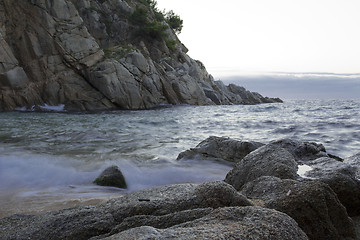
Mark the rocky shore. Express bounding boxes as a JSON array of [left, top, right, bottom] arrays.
[[0, 0, 281, 112], [1, 136, 359, 239]]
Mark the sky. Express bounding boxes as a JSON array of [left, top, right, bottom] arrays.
[[156, 0, 360, 78]]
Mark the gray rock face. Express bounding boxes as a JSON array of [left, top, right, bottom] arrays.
[[241, 176, 356, 240], [103, 207, 309, 240], [177, 136, 264, 164], [0, 0, 282, 111], [93, 165, 127, 189], [224, 144, 299, 190]]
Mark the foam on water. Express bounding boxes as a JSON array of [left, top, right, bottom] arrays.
[[15, 104, 66, 112], [1, 99, 360, 217]]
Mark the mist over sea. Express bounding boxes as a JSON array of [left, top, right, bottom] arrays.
[[221, 72, 360, 100], [0, 78, 359, 217]]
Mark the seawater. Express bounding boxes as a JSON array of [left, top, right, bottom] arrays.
[[0, 99, 359, 217]]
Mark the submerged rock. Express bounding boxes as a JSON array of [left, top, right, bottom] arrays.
[[94, 166, 127, 189], [177, 136, 264, 164], [241, 176, 357, 240]]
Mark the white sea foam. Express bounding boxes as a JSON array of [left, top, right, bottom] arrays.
[[297, 164, 313, 178], [15, 104, 65, 112], [39, 104, 65, 112]]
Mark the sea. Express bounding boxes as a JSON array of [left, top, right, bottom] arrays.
[[0, 99, 359, 217]]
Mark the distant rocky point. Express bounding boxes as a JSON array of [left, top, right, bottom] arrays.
[[0, 0, 281, 111]]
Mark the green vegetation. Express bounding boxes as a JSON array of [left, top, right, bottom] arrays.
[[104, 45, 137, 61], [166, 39, 177, 51], [128, 0, 183, 48], [165, 10, 183, 34]]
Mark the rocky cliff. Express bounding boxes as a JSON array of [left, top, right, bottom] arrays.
[[0, 0, 281, 111]]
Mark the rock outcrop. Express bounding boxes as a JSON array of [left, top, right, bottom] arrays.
[[180, 137, 359, 239], [0, 0, 282, 111], [103, 207, 309, 240], [241, 176, 356, 240], [177, 136, 264, 164], [0, 181, 308, 240]]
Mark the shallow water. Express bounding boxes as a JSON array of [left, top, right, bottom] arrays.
[[0, 99, 359, 217]]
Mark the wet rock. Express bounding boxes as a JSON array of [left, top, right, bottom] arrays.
[[103, 207, 308, 240], [241, 176, 357, 240], [267, 139, 331, 163], [303, 157, 360, 216], [224, 144, 298, 190], [177, 136, 264, 164], [94, 166, 127, 189]]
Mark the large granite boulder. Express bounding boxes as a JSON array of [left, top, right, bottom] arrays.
[[266, 139, 333, 163], [224, 144, 298, 190], [0, 181, 252, 239], [345, 152, 360, 178], [223, 138, 360, 216], [177, 136, 264, 164], [103, 207, 308, 240], [241, 176, 357, 240], [302, 157, 360, 216]]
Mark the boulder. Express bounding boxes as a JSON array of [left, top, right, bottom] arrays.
[[0, 181, 252, 239], [224, 144, 298, 190], [241, 176, 357, 240], [177, 136, 264, 164], [345, 152, 360, 178], [103, 207, 309, 240], [93, 165, 127, 189], [267, 139, 335, 163], [302, 157, 360, 216]]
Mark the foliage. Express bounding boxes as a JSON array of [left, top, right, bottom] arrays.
[[165, 10, 183, 34], [128, 0, 183, 51], [104, 45, 137, 61], [166, 39, 177, 51], [144, 21, 168, 39], [129, 6, 148, 26]]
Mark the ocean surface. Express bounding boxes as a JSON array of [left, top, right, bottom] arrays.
[[1, 99, 359, 217]]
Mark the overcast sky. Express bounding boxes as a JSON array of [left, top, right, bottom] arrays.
[[157, 0, 360, 78]]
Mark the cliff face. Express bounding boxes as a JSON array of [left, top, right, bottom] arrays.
[[0, 0, 281, 111]]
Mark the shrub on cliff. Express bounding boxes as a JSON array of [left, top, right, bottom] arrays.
[[165, 10, 183, 34], [129, 0, 183, 40]]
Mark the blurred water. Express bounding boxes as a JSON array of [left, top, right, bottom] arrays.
[[0, 99, 359, 217]]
